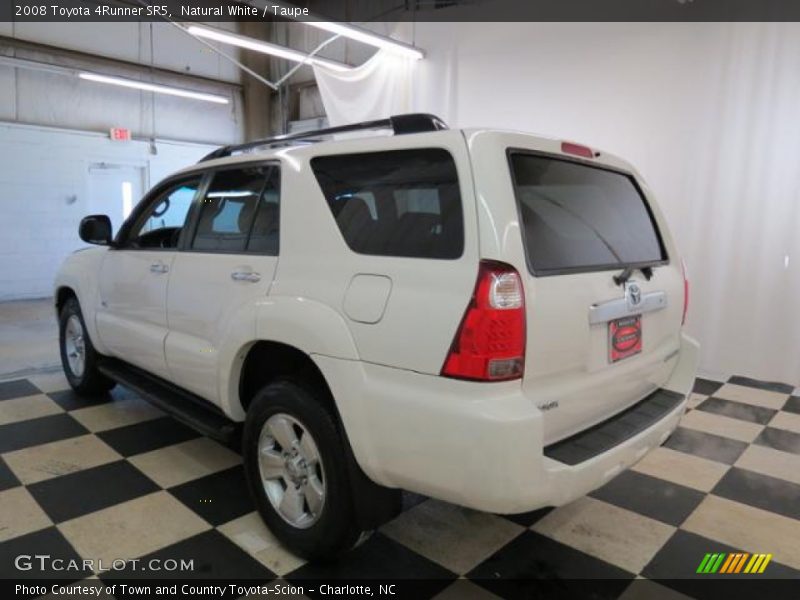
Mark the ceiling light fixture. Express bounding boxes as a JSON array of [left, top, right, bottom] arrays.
[[302, 21, 424, 60], [265, 1, 424, 59], [78, 72, 230, 104], [186, 25, 351, 72]]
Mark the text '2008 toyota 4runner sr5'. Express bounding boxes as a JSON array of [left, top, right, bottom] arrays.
[[55, 114, 699, 560]]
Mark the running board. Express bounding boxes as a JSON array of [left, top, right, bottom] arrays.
[[98, 359, 237, 443]]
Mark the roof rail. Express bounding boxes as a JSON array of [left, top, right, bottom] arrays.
[[199, 113, 448, 163]]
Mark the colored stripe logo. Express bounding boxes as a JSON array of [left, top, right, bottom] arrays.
[[696, 552, 772, 574]]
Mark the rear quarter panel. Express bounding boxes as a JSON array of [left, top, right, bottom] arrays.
[[270, 131, 481, 376]]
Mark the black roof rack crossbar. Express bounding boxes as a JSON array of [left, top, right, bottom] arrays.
[[199, 113, 448, 163]]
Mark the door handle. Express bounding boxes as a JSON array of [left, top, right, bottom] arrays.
[[150, 262, 169, 274], [231, 270, 261, 283]]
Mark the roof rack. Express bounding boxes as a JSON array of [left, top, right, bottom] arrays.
[[199, 113, 448, 163]]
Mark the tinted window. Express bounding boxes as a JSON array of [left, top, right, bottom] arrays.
[[311, 149, 463, 259], [510, 153, 666, 274], [192, 166, 279, 254], [246, 172, 280, 255], [129, 177, 201, 249]]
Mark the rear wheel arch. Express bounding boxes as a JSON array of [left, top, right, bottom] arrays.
[[238, 340, 338, 419]]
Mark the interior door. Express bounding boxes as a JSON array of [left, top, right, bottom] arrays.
[[96, 175, 203, 379], [165, 163, 280, 402], [87, 163, 145, 233]]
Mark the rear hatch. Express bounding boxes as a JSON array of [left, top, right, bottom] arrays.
[[508, 150, 683, 443], [472, 135, 686, 445]]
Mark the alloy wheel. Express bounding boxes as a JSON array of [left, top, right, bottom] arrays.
[[257, 413, 326, 529]]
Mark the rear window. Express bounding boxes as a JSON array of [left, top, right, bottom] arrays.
[[311, 149, 463, 259], [509, 153, 666, 275]]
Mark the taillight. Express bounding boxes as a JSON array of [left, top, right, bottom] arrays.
[[441, 260, 526, 381], [681, 259, 689, 326]]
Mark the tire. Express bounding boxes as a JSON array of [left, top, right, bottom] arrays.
[[242, 379, 370, 560], [59, 297, 115, 395]]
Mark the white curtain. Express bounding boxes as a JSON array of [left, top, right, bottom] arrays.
[[312, 49, 415, 126], [313, 22, 800, 387]]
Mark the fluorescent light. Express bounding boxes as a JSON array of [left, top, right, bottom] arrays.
[[78, 72, 230, 104], [265, 1, 424, 59], [304, 21, 424, 60], [206, 191, 257, 198], [187, 25, 351, 72]]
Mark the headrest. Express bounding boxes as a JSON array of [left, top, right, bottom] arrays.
[[252, 203, 279, 234], [336, 196, 373, 225], [237, 198, 258, 233]]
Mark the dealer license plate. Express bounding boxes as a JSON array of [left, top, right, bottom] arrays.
[[609, 315, 642, 362]]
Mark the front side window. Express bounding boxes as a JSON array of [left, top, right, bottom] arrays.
[[191, 166, 280, 254], [128, 177, 201, 249], [509, 153, 667, 275], [311, 148, 464, 259]]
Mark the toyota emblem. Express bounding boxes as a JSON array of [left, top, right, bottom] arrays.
[[626, 281, 642, 309]]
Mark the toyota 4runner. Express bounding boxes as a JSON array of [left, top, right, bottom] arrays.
[[54, 114, 699, 560]]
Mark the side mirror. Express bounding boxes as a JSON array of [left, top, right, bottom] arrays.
[[79, 215, 113, 246]]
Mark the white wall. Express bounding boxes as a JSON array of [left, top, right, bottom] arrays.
[[0, 121, 216, 300], [407, 21, 800, 386]]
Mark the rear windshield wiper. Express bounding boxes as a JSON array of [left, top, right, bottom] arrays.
[[613, 264, 656, 286]]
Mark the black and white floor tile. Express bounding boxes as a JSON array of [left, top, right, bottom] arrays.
[[1, 371, 799, 599]]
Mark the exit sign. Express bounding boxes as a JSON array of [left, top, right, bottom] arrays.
[[110, 127, 132, 142]]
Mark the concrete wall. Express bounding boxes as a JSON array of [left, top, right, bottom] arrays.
[[1, 22, 241, 82], [0, 22, 245, 144]]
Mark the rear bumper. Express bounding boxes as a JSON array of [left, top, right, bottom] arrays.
[[543, 387, 684, 466], [315, 331, 700, 514]]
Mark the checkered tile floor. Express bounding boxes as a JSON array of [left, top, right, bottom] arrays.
[[1, 372, 799, 599]]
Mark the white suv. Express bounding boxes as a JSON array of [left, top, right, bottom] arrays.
[[54, 114, 699, 560]]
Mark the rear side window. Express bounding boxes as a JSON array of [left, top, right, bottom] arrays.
[[311, 149, 463, 259], [509, 153, 666, 275], [192, 166, 279, 254]]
